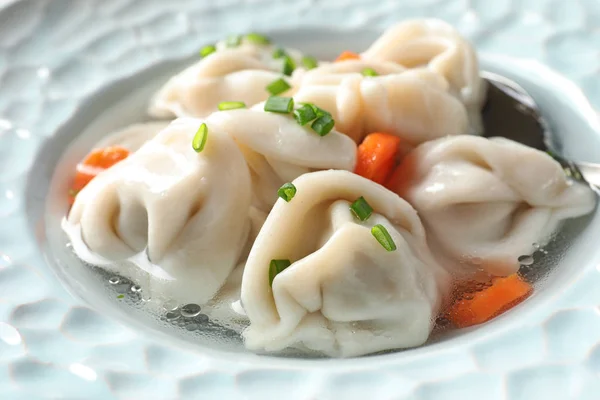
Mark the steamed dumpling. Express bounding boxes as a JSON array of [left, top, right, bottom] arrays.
[[362, 19, 486, 113], [148, 39, 308, 118], [294, 67, 469, 144], [65, 118, 253, 304], [390, 136, 596, 276], [241, 170, 449, 357], [206, 105, 357, 211]]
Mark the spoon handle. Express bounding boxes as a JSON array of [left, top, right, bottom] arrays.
[[576, 162, 600, 189]]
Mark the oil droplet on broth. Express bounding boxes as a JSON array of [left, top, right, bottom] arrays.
[[162, 299, 178, 311], [186, 323, 199, 331], [166, 311, 180, 321], [181, 304, 202, 318], [109, 277, 120, 285], [131, 284, 142, 293], [518, 255, 534, 266]]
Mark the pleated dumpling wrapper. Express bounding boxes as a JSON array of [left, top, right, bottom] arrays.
[[240, 170, 449, 357], [294, 62, 469, 144], [65, 118, 253, 304], [362, 18, 486, 119], [390, 136, 596, 277], [148, 38, 308, 118], [206, 104, 357, 212]]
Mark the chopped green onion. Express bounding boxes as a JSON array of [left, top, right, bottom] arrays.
[[294, 104, 317, 125], [192, 123, 208, 153], [306, 103, 331, 118], [245, 32, 271, 45], [277, 182, 297, 202], [273, 48, 286, 58], [117, 294, 125, 299], [226, 34, 242, 47], [218, 101, 246, 111], [311, 114, 335, 136], [302, 55, 318, 70], [269, 259, 292, 286], [266, 78, 291, 96], [362, 67, 379, 77], [264, 96, 294, 113], [350, 196, 373, 221], [371, 224, 397, 252], [282, 55, 296, 76], [200, 44, 216, 58]]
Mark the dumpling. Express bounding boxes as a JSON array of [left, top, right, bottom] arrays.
[[240, 170, 449, 357], [65, 118, 253, 304], [148, 39, 308, 119], [206, 105, 357, 211], [294, 66, 469, 144], [389, 136, 596, 276], [362, 19, 486, 115], [95, 121, 170, 152]]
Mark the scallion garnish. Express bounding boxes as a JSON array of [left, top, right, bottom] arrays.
[[218, 101, 246, 111], [350, 196, 373, 221], [269, 259, 292, 286], [266, 78, 291, 96], [311, 114, 335, 136], [273, 48, 286, 58], [362, 67, 379, 77], [302, 56, 318, 70], [307, 103, 331, 118], [245, 32, 271, 45], [264, 96, 294, 113], [192, 123, 208, 153], [226, 34, 242, 47], [282, 55, 296, 76], [293, 104, 317, 125], [117, 294, 125, 299], [277, 182, 297, 202], [200, 44, 216, 58], [371, 224, 396, 252]]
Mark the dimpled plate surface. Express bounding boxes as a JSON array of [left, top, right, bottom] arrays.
[[1, 0, 600, 399]]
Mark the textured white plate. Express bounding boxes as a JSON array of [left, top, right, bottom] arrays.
[[2, 1, 600, 399]]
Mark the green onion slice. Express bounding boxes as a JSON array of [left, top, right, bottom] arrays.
[[226, 34, 242, 47], [362, 67, 379, 77], [264, 96, 294, 113], [371, 224, 397, 252], [293, 104, 317, 125], [277, 182, 297, 202], [266, 78, 291, 96], [117, 294, 125, 299], [282, 55, 296, 76], [350, 196, 373, 221], [273, 48, 286, 58], [200, 44, 216, 58], [192, 123, 208, 153], [245, 32, 271, 45], [269, 259, 292, 286], [302, 55, 318, 70], [311, 114, 335, 136], [218, 101, 246, 111], [305, 103, 331, 118]]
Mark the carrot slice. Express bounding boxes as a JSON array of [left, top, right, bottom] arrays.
[[70, 146, 130, 203], [335, 50, 360, 62], [448, 274, 533, 328], [354, 133, 402, 185]]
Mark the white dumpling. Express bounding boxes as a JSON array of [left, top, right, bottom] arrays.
[[206, 106, 357, 211], [391, 136, 596, 276], [65, 118, 253, 304], [241, 170, 449, 357], [294, 67, 469, 144], [148, 40, 309, 119], [95, 121, 170, 152], [362, 19, 486, 113]]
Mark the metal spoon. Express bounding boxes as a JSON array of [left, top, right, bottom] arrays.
[[481, 71, 600, 188]]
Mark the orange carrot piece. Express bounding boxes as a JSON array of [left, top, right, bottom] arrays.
[[335, 50, 360, 62], [70, 146, 130, 203], [354, 133, 402, 185], [448, 274, 533, 328]]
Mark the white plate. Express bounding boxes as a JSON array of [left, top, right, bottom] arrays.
[[2, 1, 600, 399]]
